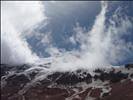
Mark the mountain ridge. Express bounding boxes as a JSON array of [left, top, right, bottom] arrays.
[[1, 64, 133, 100]]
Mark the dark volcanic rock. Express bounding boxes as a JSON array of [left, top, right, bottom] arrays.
[[47, 70, 92, 85], [1, 64, 133, 100], [94, 68, 104, 73], [102, 92, 110, 97], [55, 72, 92, 85], [109, 71, 128, 83], [1, 64, 30, 77], [1, 64, 12, 77], [130, 73, 133, 78], [6, 73, 30, 86], [1, 73, 30, 100], [94, 70, 128, 83]]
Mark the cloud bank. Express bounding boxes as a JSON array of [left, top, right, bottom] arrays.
[[1, 1, 133, 72], [46, 1, 133, 71], [1, 1, 46, 65]]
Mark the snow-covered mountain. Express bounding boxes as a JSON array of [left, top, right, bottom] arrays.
[[1, 64, 133, 100]]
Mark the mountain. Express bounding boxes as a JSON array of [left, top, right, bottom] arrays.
[[1, 64, 133, 100]]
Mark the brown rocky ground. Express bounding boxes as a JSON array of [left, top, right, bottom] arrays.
[[1, 64, 133, 100]]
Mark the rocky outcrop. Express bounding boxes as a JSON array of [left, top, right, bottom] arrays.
[[1, 64, 133, 100]]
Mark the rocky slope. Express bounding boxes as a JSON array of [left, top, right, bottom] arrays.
[[1, 64, 133, 100]]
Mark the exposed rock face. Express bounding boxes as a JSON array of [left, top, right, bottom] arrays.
[[96, 80, 133, 100], [1, 64, 133, 100], [90, 88, 102, 98], [47, 71, 92, 85], [94, 70, 128, 83]]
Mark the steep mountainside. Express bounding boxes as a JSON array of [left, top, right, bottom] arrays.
[[1, 64, 133, 100]]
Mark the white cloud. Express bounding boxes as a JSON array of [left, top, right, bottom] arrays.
[[47, 1, 133, 71], [40, 32, 52, 45], [1, 1, 132, 72], [1, 1, 46, 65]]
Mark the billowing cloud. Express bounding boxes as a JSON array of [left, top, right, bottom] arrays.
[[1, 1, 46, 65], [1, 1, 133, 72], [46, 1, 133, 71]]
